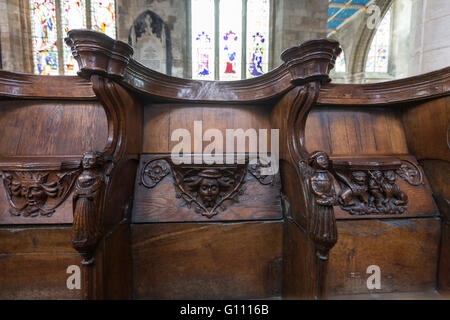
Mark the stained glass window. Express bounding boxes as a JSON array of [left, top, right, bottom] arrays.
[[365, 8, 391, 73], [61, 0, 86, 74], [91, 0, 116, 39], [335, 50, 346, 73], [30, 0, 59, 75], [191, 0, 215, 80], [219, 0, 242, 81], [191, 0, 271, 81], [30, 0, 116, 75], [246, 0, 270, 78]]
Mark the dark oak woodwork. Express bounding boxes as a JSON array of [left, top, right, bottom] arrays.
[[131, 221, 283, 299], [133, 154, 281, 222], [0, 29, 448, 300], [328, 218, 441, 295]]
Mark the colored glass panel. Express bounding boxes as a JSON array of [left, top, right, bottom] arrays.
[[191, 0, 215, 80], [365, 9, 391, 73], [219, 0, 242, 81], [335, 50, 346, 73], [246, 0, 270, 78], [91, 0, 116, 38], [30, 0, 59, 75], [61, 0, 86, 74]]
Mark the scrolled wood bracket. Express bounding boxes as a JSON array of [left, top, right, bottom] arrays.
[[283, 39, 341, 299]]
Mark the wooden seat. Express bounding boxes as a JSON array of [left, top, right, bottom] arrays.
[[0, 30, 448, 299]]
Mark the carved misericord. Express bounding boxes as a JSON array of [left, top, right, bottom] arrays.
[[335, 168, 408, 215], [172, 166, 247, 218], [140, 157, 277, 218], [72, 151, 106, 264], [0, 169, 79, 217]]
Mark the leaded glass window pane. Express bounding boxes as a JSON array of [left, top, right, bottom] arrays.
[[30, 0, 59, 75], [90, 0, 116, 39], [246, 0, 270, 78], [61, 0, 87, 74], [365, 9, 391, 73], [335, 50, 346, 73], [191, 0, 215, 80], [219, 0, 242, 81]]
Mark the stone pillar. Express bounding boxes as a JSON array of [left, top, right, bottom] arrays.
[[272, 0, 328, 68], [0, 0, 33, 73]]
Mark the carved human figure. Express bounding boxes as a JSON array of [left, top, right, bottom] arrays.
[[307, 151, 337, 259], [368, 170, 385, 212], [72, 151, 105, 263], [339, 171, 369, 214], [382, 170, 408, 213]]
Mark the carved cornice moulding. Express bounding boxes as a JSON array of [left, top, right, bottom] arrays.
[[0, 71, 96, 100], [318, 67, 450, 105], [65, 30, 340, 103]]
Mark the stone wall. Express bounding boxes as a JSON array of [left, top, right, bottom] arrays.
[[116, 0, 186, 78], [0, 0, 33, 73], [330, 0, 450, 83], [272, 0, 328, 67]]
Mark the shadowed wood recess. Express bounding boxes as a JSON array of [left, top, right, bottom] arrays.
[[0, 29, 448, 300]]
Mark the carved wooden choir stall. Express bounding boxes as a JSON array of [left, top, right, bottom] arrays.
[[0, 30, 448, 299]]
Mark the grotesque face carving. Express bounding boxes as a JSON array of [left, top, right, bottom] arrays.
[[352, 171, 367, 186], [199, 177, 220, 207], [385, 170, 396, 184], [7, 172, 58, 216], [20, 182, 47, 211]]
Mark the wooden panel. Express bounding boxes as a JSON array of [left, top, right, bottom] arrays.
[[0, 226, 82, 299], [0, 100, 108, 156], [131, 221, 283, 299], [305, 106, 408, 156], [402, 97, 450, 162], [282, 219, 312, 299], [328, 218, 440, 295], [143, 104, 272, 154], [132, 154, 282, 223], [421, 160, 450, 293], [103, 222, 132, 299]]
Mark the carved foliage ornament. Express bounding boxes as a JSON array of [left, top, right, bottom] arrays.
[[1, 169, 80, 217], [395, 160, 424, 186], [141, 157, 275, 218]]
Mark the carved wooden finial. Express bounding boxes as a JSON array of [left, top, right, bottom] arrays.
[[65, 29, 134, 79], [281, 39, 341, 85]]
